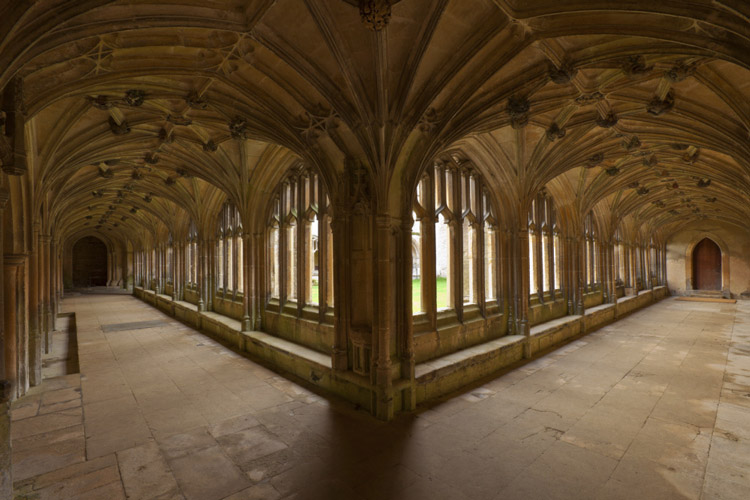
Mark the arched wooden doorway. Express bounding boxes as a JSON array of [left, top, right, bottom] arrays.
[[692, 238, 722, 290], [72, 236, 108, 287]]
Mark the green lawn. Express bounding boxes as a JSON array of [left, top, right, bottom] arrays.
[[310, 284, 318, 304], [412, 277, 448, 312]]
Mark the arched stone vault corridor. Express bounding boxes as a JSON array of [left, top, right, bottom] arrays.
[[2, 0, 750, 498]]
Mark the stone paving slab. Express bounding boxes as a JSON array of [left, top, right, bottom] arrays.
[[8, 294, 750, 499]]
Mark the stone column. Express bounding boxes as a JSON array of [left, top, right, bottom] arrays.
[[517, 227, 531, 357], [373, 215, 395, 420], [0, 184, 10, 500], [28, 227, 41, 386], [40, 235, 51, 349], [576, 237, 585, 315], [241, 233, 252, 331], [3, 258, 19, 399], [197, 239, 206, 311], [49, 239, 57, 332], [330, 210, 348, 371], [400, 217, 416, 411]]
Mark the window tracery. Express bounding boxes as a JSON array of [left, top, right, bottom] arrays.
[[268, 168, 333, 310], [412, 162, 499, 316]]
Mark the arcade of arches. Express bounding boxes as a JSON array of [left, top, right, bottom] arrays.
[[1, 1, 750, 498]]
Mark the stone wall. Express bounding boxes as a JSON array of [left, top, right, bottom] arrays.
[[666, 222, 750, 298]]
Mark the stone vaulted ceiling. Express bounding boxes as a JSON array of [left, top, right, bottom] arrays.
[[2, 0, 750, 246]]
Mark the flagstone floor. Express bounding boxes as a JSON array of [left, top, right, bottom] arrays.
[[9, 294, 750, 499]]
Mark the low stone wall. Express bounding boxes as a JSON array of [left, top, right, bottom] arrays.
[[415, 286, 670, 403], [134, 286, 670, 416], [133, 288, 375, 413]]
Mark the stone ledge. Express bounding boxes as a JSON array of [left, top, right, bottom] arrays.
[[135, 294, 374, 413]]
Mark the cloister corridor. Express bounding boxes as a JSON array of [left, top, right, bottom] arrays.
[[8, 292, 750, 500]]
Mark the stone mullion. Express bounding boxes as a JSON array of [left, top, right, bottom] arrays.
[[518, 227, 531, 356], [474, 179, 485, 311], [242, 233, 252, 331], [535, 226, 543, 301], [297, 179, 305, 315], [575, 236, 589, 315], [629, 244, 637, 293], [197, 238, 206, 311], [451, 169, 463, 320], [546, 227, 554, 301], [318, 184, 329, 321], [3, 257, 23, 400], [253, 232, 263, 329], [423, 173, 436, 330], [646, 245, 653, 289], [564, 236, 573, 314]]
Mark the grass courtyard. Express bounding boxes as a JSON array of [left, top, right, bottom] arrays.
[[412, 277, 448, 312]]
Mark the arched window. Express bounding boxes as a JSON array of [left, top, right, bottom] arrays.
[[216, 201, 243, 296], [412, 161, 499, 316], [584, 212, 598, 291], [529, 191, 560, 300], [187, 220, 198, 286], [267, 168, 333, 309]]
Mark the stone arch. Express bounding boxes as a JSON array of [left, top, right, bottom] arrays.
[[685, 233, 730, 296]]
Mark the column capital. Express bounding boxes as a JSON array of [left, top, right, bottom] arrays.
[[0, 187, 9, 209]]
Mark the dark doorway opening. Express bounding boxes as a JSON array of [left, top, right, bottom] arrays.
[[693, 238, 721, 290], [72, 236, 108, 287]]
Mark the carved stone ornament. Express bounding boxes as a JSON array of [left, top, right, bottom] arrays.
[[622, 135, 641, 151], [165, 176, 176, 186], [158, 128, 174, 144], [92, 190, 103, 198], [176, 167, 190, 177], [621, 55, 652, 77], [665, 62, 696, 83], [697, 178, 711, 188], [628, 181, 640, 189], [143, 193, 152, 203], [546, 123, 566, 141], [297, 106, 339, 142], [706, 196, 717, 202], [636, 186, 650, 195], [98, 165, 114, 178], [596, 111, 618, 128], [108, 116, 130, 135], [643, 154, 658, 167], [647, 90, 675, 116], [124, 89, 145, 107], [574, 91, 604, 106], [507, 96, 530, 129], [166, 114, 192, 126], [605, 166, 620, 176], [359, 0, 392, 31], [653, 200, 666, 208], [186, 91, 208, 109], [87, 95, 112, 110], [549, 62, 577, 84], [131, 169, 143, 180], [683, 148, 700, 164], [144, 152, 159, 164], [418, 107, 440, 134], [230, 117, 249, 140], [202, 139, 217, 152], [584, 153, 604, 168]]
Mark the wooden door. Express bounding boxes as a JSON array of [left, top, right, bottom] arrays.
[[693, 238, 721, 290]]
